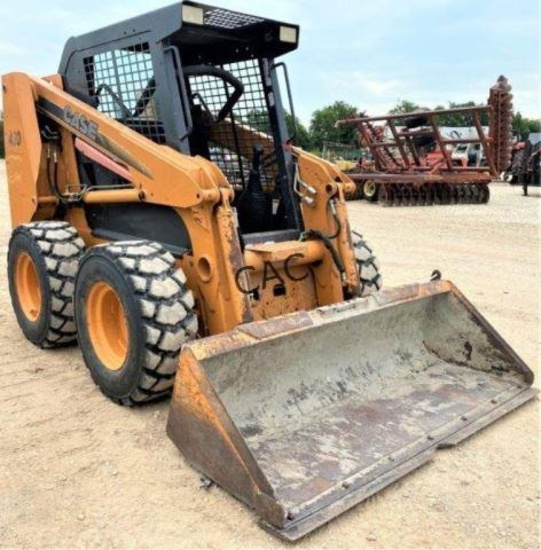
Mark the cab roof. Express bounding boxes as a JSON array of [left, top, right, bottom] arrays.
[[59, 1, 300, 70]]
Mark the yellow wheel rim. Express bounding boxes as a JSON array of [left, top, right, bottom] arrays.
[[86, 281, 129, 371], [364, 180, 376, 197], [15, 252, 42, 322]]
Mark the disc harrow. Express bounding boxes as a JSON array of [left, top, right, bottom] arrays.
[[488, 76, 513, 175], [377, 182, 490, 206], [337, 93, 502, 207]]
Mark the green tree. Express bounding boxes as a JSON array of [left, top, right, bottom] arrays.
[[309, 101, 359, 151], [438, 101, 489, 126], [284, 111, 312, 150], [524, 116, 541, 133], [389, 100, 422, 114], [390, 100, 489, 126], [243, 109, 270, 134], [242, 109, 312, 150], [513, 112, 541, 140]]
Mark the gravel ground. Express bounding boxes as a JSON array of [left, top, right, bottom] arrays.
[[0, 160, 539, 549]]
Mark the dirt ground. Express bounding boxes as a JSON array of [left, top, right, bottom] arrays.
[[0, 160, 539, 550]]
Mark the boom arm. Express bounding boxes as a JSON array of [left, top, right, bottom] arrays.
[[3, 71, 252, 335], [3, 72, 228, 212]]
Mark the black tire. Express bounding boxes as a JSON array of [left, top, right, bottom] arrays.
[[362, 180, 379, 202], [479, 184, 490, 204], [74, 240, 198, 406], [7, 221, 85, 348], [404, 116, 429, 129], [351, 231, 382, 297], [412, 134, 436, 149], [510, 149, 525, 182], [379, 183, 392, 206]]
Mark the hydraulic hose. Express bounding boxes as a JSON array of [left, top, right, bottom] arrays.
[[327, 199, 342, 239], [301, 229, 345, 280], [46, 147, 69, 204]]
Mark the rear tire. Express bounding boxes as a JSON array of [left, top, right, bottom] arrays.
[[7, 221, 85, 348], [479, 184, 490, 204], [412, 134, 436, 149], [510, 150, 525, 184], [351, 231, 382, 297], [74, 241, 198, 406]]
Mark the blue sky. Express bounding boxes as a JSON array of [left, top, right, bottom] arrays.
[[0, 0, 539, 125]]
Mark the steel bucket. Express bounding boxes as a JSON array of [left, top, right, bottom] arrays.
[[167, 280, 536, 540]]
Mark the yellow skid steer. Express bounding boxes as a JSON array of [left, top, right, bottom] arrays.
[[2, 1, 536, 540]]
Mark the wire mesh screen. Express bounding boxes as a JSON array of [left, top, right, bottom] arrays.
[[187, 59, 279, 189], [83, 43, 166, 144]]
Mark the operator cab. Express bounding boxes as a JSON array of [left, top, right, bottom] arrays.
[[59, 1, 302, 240]]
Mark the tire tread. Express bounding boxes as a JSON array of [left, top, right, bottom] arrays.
[[81, 241, 197, 406], [10, 221, 84, 348], [352, 231, 383, 297]]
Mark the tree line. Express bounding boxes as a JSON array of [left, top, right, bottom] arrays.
[[294, 100, 541, 152]]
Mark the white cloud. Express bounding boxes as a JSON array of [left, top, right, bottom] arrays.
[[0, 42, 26, 55], [442, 15, 539, 34], [318, 71, 410, 115], [360, 77, 405, 96]]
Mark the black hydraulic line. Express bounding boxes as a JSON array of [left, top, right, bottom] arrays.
[[301, 229, 345, 278], [46, 149, 69, 204], [327, 200, 342, 239]]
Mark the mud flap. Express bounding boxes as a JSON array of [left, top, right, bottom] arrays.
[[166, 280, 536, 541]]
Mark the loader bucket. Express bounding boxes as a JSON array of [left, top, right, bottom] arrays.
[[167, 280, 536, 541]]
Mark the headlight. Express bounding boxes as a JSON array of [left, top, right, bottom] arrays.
[[279, 26, 297, 44], [182, 5, 204, 25]]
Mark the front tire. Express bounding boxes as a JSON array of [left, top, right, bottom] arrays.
[[74, 241, 197, 406], [7, 221, 85, 347]]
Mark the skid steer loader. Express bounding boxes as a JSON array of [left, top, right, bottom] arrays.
[[2, 1, 536, 540]]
